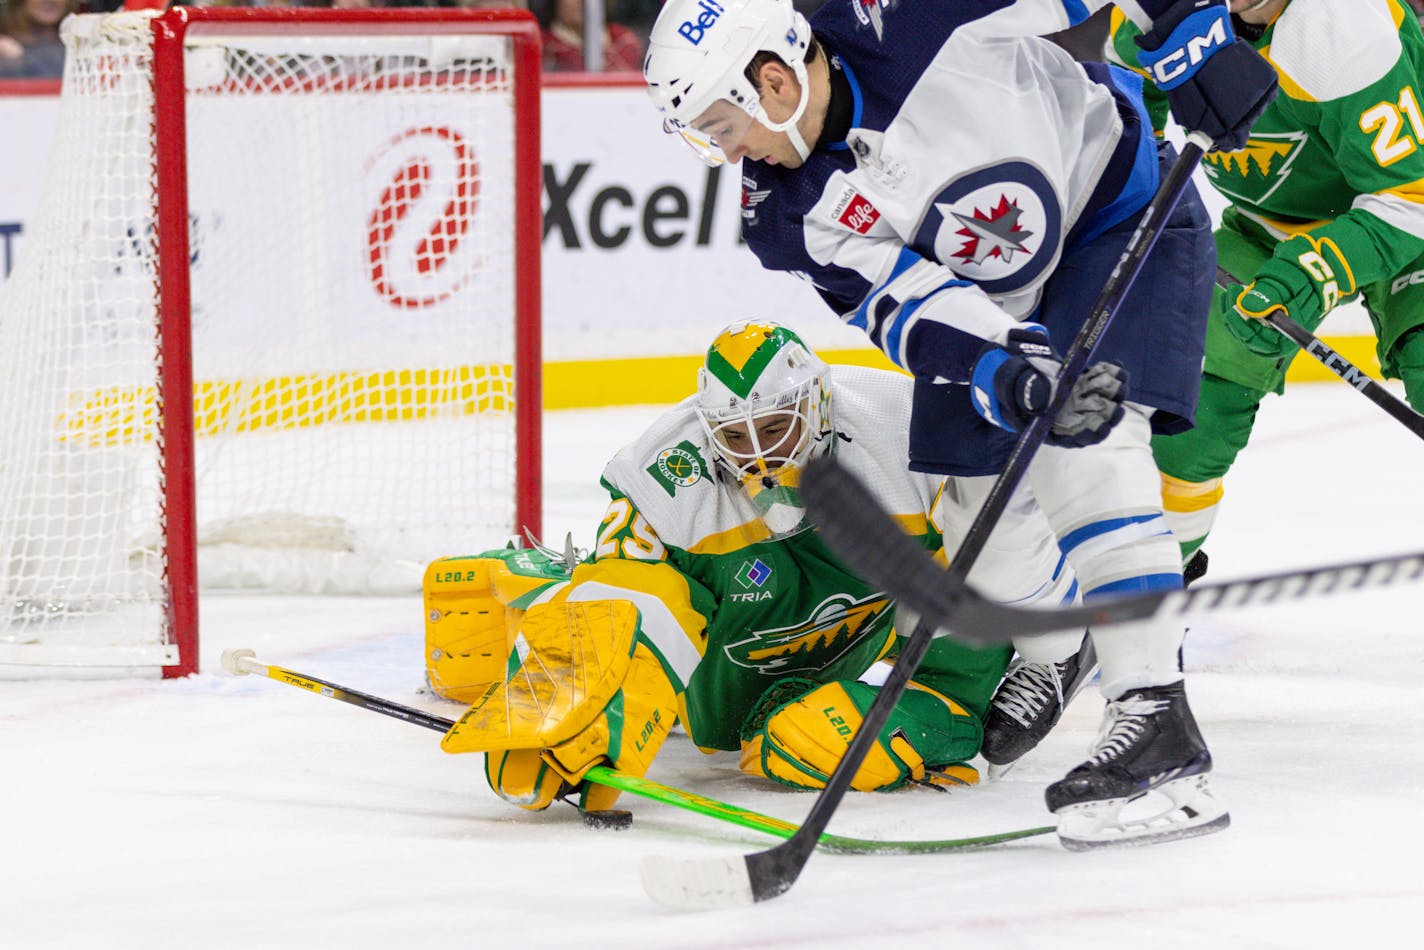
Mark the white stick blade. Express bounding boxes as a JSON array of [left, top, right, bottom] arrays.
[[220, 648, 257, 675], [640, 854, 755, 911]]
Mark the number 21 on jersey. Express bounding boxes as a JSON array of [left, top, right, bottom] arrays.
[[1360, 86, 1424, 166]]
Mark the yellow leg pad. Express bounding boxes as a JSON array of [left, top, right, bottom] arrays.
[[748, 682, 917, 792], [423, 553, 568, 703], [441, 599, 641, 754], [484, 748, 568, 811]]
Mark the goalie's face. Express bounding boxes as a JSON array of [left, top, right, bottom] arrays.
[[708, 409, 808, 480]]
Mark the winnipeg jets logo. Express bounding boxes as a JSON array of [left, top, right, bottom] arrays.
[[851, 0, 892, 41], [951, 196, 1035, 266], [742, 175, 771, 222], [913, 162, 1061, 296]]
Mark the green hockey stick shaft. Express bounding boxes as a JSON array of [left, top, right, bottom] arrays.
[[587, 766, 1053, 854], [221, 649, 1052, 854]]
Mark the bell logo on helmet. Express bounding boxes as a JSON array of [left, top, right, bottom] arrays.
[[677, 0, 726, 46]]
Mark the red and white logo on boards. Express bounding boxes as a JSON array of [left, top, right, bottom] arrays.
[[366, 126, 481, 310]]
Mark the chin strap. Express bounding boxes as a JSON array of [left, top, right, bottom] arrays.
[[758, 59, 815, 162]]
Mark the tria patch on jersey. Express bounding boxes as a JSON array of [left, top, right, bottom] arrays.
[[913, 162, 1061, 296], [741, 175, 771, 223], [831, 186, 881, 234], [646, 441, 707, 497]]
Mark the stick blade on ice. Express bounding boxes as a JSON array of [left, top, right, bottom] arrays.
[[639, 854, 756, 911]]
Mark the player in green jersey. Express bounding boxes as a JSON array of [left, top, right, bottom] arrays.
[[1108, 0, 1424, 568], [425, 322, 1079, 813]]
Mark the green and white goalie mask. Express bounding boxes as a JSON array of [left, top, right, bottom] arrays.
[[643, 0, 813, 166], [697, 321, 832, 536]]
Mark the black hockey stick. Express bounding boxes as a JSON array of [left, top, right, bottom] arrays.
[[803, 455, 1424, 644], [1215, 266, 1424, 440], [219, 650, 1055, 852], [639, 132, 1214, 912]]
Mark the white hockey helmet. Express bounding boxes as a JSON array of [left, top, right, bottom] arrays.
[[696, 320, 832, 483], [643, 0, 813, 165]]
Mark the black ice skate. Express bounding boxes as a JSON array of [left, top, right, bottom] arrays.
[[981, 635, 1098, 778], [1045, 680, 1229, 850]]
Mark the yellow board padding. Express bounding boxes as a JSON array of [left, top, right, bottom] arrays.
[[541, 346, 904, 409], [54, 338, 1382, 446], [61, 364, 513, 446]]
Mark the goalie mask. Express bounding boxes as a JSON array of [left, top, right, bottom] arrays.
[[644, 0, 813, 166], [696, 321, 832, 536]]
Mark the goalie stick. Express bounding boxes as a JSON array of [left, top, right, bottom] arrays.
[[219, 649, 1054, 854], [1215, 266, 1424, 441], [638, 132, 1215, 912], [801, 454, 1424, 644]]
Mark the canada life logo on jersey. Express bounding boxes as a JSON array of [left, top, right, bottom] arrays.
[[830, 186, 881, 234], [365, 126, 482, 310], [912, 162, 1061, 295]]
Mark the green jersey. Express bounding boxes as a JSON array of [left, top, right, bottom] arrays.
[[583, 365, 1056, 751], [589, 366, 940, 751], [1109, 0, 1424, 291]]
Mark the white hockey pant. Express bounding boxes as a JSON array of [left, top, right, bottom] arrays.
[[935, 472, 1079, 653], [1026, 403, 1186, 699]]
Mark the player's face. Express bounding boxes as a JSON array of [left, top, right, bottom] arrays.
[[689, 94, 807, 168], [714, 411, 805, 475]]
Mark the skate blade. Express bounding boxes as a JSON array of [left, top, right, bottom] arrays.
[[986, 761, 1018, 782], [1056, 773, 1230, 851]]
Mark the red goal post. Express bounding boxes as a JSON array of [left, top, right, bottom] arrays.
[[0, 7, 542, 678]]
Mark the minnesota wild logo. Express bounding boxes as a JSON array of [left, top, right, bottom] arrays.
[[647, 440, 706, 497], [722, 591, 892, 675], [1202, 131, 1307, 205]]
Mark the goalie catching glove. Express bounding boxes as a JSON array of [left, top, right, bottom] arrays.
[[1228, 234, 1357, 359], [970, 325, 1128, 448], [738, 677, 981, 791], [440, 597, 679, 813]]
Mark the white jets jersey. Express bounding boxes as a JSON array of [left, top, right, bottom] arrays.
[[742, 0, 1170, 385]]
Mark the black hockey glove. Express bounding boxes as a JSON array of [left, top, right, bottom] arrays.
[[969, 326, 1129, 448], [1136, 0, 1277, 152]]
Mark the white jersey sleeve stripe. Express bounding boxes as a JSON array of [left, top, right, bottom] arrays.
[[1354, 189, 1424, 241]]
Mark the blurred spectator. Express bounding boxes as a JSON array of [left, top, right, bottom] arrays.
[[0, 0, 72, 78], [1409, 0, 1424, 16], [532, 0, 643, 72]]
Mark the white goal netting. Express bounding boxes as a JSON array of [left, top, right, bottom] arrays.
[[0, 10, 538, 670]]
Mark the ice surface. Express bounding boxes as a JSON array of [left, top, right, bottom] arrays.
[[5, 385, 1423, 949]]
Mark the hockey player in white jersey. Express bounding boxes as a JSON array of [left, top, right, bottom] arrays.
[[431, 322, 1078, 808], [642, 0, 1278, 847]]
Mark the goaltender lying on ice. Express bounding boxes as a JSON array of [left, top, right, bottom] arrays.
[[422, 320, 1214, 853]]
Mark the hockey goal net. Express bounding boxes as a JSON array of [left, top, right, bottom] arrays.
[[0, 8, 542, 677]]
